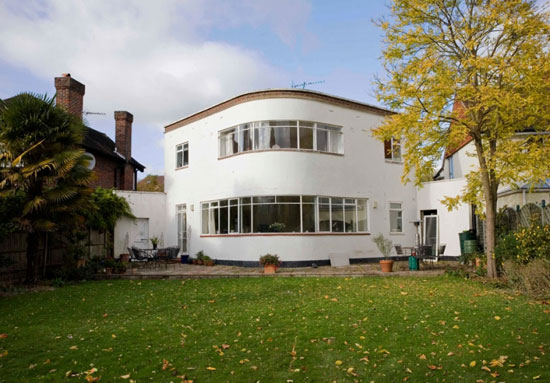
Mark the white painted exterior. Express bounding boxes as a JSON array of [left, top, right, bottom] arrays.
[[417, 179, 471, 256], [113, 190, 166, 258], [163, 96, 418, 263], [441, 141, 478, 180]]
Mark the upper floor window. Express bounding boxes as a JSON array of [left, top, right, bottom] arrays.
[[219, 120, 343, 158], [384, 137, 401, 162], [448, 155, 454, 179], [176, 142, 189, 168]]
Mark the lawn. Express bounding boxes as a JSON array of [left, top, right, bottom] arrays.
[[0, 276, 548, 383]]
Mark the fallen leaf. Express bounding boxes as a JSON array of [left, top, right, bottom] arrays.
[[120, 374, 130, 379], [335, 360, 343, 366], [206, 366, 216, 371], [419, 354, 427, 360], [0, 334, 7, 339], [494, 316, 501, 321], [69, 345, 78, 350], [470, 361, 477, 367]]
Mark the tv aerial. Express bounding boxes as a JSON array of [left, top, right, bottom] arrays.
[[83, 111, 106, 116], [291, 80, 325, 89]]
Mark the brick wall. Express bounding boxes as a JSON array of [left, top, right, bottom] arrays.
[[54, 74, 85, 119], [88, 153, 119, 189]]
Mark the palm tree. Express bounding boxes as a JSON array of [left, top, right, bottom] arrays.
[[0, 93, 93, 284]]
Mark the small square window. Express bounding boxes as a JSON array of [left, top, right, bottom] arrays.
[[176, 142, 189, 168]]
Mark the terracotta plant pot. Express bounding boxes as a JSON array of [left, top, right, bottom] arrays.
[[197, 260, 204, 265], [120, 254, 130, 263], [475, 257, 481, 267], [379, 260, 394, 273], [105, 267, 112, 275], [76, 258, 87, 268], [264, 264, 278, 274], [206, 260, 215, 266]]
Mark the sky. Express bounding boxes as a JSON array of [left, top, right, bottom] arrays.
[[0, 0, 391, 177]]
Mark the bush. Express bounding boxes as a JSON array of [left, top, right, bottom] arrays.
[[513, 225, 550, 264], [503, 259, 550, 299], [494, 231, 520, 264]]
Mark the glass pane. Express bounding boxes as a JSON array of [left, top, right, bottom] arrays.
[[357, 199, 368, 232], [219, 206, 228, 234], [331, 199, 344, 232], [317, 128, 328, 151], [270, 120, 297, 127], [202, 207, 209, 234], [344, 204, 356, 232], [254, 126, 271, 150], [229, 199, 239, 206], [240, 197, 251, 204], [299, 126, 314, 149], [240, 125, 253, 152], [302, 203, 316, 232], [231, 131, 239, 154], [253, 196, 275, 204], [390, 202, 402, 209], [318, 197, 330, 204], [300, 121, 314, 127], [277, 196, 300, 203], [272, 126, 297, 149], [176, 151, 183, 167], [345, 198, 355, 205], [253, 204, 275, 232], [183, 147, 189, 166], [384, 139, 392, 159], [276, 203, 301, 232], [390, 210, 403, 232], [329, 131, 343, 153], [220, 200, 228, 207], [302, 196, 315, 203], [240, 204, 251, 233], [208, 207, 219, 234], [230, 205, 238, 233], [319, 203, 331, 231]]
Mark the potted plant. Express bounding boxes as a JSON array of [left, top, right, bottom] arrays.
[[203, 255, 215, 266], [150, 236, 159, 250], [103, 258, 116, 275], [259, 254, 281, 274], [195, 250, 206, 265], [372, 233, 394, 272], [268, 222, 286, 232]]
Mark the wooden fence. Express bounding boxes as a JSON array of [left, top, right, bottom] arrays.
[[0, 230, 108, 283]]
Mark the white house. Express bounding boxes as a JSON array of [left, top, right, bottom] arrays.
[[157, 89, 418, 266]]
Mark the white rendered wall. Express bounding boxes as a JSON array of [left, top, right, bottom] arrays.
[[417, 178, 471, 256], [163, 97, 418, 264], [113, 191, 166, 258], [442, 141, 478, 180]]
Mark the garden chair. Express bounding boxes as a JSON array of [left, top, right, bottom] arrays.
[[129, 247, 148, 267]]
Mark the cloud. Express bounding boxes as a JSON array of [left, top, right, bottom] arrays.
[[0, 0, 312, 129]]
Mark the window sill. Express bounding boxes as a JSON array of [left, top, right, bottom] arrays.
[[385, 159, 403, 164], [219, 148, 344, 160], [389, 232, 405, 235], [175, 165, 189, 171], [200, 232, 370, 238]]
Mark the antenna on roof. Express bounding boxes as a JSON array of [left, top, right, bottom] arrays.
[[291, 80, 325, 89], [83, 111, 106, 116]]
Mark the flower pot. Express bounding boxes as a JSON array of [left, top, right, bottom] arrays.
[[105, 267, 112, 275], [120, 254, 130, 263], [206, 260, 214, 266], [152, 243, 158, 250], [263, 264, 278, 274], [76, 258, 87, 268], [475, 257, 481, 267], [379, 260, 394, 273], [197, 260, 203, 265]]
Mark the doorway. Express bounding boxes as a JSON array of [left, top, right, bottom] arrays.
[[177, 204, 187, 254]]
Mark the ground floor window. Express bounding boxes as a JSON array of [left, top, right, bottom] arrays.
[[389, 202, 403, 233], [201, 195, 369, 235]]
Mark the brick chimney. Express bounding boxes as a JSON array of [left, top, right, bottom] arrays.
[[54, 73, 85, 119], [114, 111, 135, 190]]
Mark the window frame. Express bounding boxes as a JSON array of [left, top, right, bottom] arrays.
[[218, 120, 344, 159], [384, 137, 402, 163], [200, 195, 369, 236], [176, 142, 189, 169], [389, 201, 404, 234]]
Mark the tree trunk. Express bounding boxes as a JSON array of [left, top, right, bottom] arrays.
[[25, 232, 40, 285], [484, 195, 498, 278]]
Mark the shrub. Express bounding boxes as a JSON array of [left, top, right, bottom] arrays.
[[503, 259, 550, 299], [513, 225, 550, 264], [259, 254, 281, 267], [494, 231, 520, 264], [372, 233, 393, 258]]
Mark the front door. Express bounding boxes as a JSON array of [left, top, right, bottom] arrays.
[[423, 215, 440, 256], [177, 204, 187, 254], [134, 218, 149, 248]]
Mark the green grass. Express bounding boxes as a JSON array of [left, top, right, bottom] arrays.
[[0, 276, 548, 383]]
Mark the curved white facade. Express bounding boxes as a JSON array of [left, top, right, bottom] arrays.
[[164, 92, 417, 265]]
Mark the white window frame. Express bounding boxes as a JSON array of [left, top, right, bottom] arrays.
[[218, 120, 344, 159], [176, 142, 189, 168], [389, 201, 403, 234], [176, 204, 187, 253], [385, 137, 402, 163]]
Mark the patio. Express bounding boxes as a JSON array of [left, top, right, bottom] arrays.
[[97, 261, 456, 280]]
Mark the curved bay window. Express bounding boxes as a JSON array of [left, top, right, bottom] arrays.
[[201, 195, 368, 235], [219, 120, 343, 158]]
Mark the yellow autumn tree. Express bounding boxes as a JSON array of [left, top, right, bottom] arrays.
[[375, 0, 550, 277]]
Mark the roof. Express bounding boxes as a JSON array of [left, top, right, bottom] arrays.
[[498, 179, 550, 195], [2, 94, 144, 172], [165, 88, 395, 133], [83, 127, 145, 171]]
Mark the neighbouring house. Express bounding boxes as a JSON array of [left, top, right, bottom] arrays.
[[54, 74, 145, 190], [137, 175, 164, 192]]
